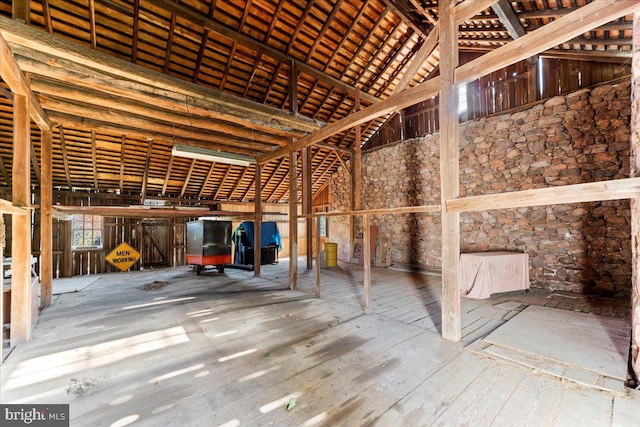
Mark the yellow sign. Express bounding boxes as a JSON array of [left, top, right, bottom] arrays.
[[106, 242, 141, 272]]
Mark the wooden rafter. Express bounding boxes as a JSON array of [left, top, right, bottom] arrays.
[[131, 0, 140, 63], [285, 1, 315, 55], [227, 167, 250, 200], [198, 162, 216, 198], [322, 0, 369, 74], [161, 154, 173, 196], [91, 130, 98, 189], [58, 126, 73, 189], [180, 159, 196, 197], [243, 53, 262, 98], [192, 29, 209, 83], [261, 62, 283, 105], [142, 0, 380, 104], [380, 0, 429, 38], [491, 0, 526, 40], [140, 140, 153, 203], [119, 135, 125, 193], [30, 142, 41, 185], [219, 42, 237, 91], [163, 13, 176, 74], [42, 0, 54, 34], [213, 165, 234, 200], [89, 0, 97, 49], [305, 1, 343, 62], [393, 22, 439, 94]]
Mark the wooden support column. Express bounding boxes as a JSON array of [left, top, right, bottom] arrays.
[[288, 147, 298, 290], [630, 11, 640, 383], [11, 93, 33, 345], [290, 60, 299, 114], [315, 215, 321, 298], [254, 164, 262, 277], [40, 130, 53, 307], [363, 213, 371, 314], [13, 0, 30, 24], [302, 146, 313, 269], [351, 89, 362, 255], [439, 0, 461, 342]]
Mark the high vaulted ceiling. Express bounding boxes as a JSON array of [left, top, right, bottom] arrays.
[[0, 0, 633, 204]]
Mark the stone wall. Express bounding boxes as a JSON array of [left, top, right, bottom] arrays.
[[329, 80, 632, 294]]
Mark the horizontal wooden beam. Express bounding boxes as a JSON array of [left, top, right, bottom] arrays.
[[44, 105, 270, 154], [447, 178, 640, 212], [459, 46, 632, 63], [19, 54, 308, 138], [0, 34, 51, 131], [31, 79, 289, 147], [456, 0, 640, 85], [454, 0, 500, 23], [315, 142, 354, 155], [53, 205, 288, 218], [0, 16, 322, 134], [257, 78, 441, 164], [0, 198, 29, 215], [48, 112, 261, 157], [298, 204, 441, 219]]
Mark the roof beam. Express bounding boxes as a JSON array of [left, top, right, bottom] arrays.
[[198, 162, 216, 199], [141, 0, 380, 104], [180, 159, 195, 197], [91, 130, 98, 189], [380, 0, 429, 38], [58, 126, 73, 189], [161, 154, 173, 196], [393, 22, 439, 94], [119, 135, 125, 193], [47, 112, 262, 157], [18, 54, 309, 138], [0, 155, 11, 186], [140, 140, 153, 203], [0, 16, 322, 134], [259, 0, 639, 166], [454, 0, 499, 23], [213, 165, 234, 200], [40, 97, 275, 153], [88, 0, 97, 49], [491, 0, 526, 39], [456, 0, 640, 85], [0, 35, 51, 130], [31, 79, 289, 146], [258, 78, 441, 164]]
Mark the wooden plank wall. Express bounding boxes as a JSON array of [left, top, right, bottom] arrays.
[[364, 58, 631, 150]]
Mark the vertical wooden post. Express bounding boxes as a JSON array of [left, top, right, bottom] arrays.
[[11, 94, 33, 346], [351, 90, 362, 261], [527, 60, 538, 104], [363, 213, 371, 314], [439, 0, 461, 342], [40, 130, 53, 307], [13, 0, 30, 24], [629, 12, 640, 383], [288, 147, 298, 290], [290, 60, 299, 114], [254, 164, 262, 277], [302, 146, 313, 269], [1, 215, 4, 362], [315, 214, 321, 298]]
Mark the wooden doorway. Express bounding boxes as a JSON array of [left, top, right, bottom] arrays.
[[141, 220, 170, 268]]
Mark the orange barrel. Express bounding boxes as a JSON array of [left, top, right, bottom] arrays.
[[324, 242, 337, 267]]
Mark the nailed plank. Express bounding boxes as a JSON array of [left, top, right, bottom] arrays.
[[447, 177, 640, 212]]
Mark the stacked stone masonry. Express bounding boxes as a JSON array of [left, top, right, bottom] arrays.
[[329, 80, 632, 294]]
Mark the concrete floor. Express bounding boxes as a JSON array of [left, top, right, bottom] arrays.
[[1, 260, 639, 426]]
